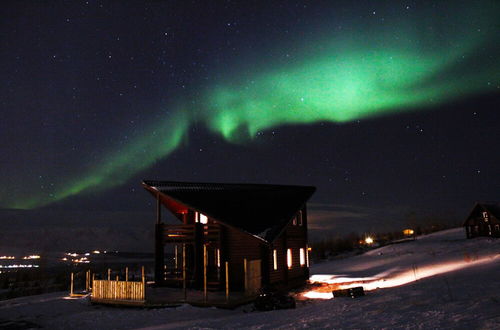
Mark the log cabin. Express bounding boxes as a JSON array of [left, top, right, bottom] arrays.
[[463, 202, 500, 238], [142, 180, 316, 293]]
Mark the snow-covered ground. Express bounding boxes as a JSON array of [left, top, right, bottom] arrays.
[[1, 228, 499, 329]]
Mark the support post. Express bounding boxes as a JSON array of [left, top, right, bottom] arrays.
[[115, 275, 118, 299], [203, 244, 207, 302], [155, 192, 165, 286], [225, 261, 229, 302], [155, 222, 165, 286], [70, 272, 74, 296], [92, 273, 95, 292], [244, 258, 248, 295], [156, 192, 161, 224], [85, 270, 89, 292], [125, 267, 129, 282], [108, 268, 111, 281], [141, 266, 145, 301], [175, 245, 178, 270], [194, 222, 204, 287], [183, 243, 187, 301]]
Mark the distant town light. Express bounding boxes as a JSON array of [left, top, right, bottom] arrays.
[[0, 256, 15, 260], [22, 255, 40, 260], [0, 264, 39, 268], [365, 237, 374, 245], [403, 229, 414, 236], [93, 250, 100, 254]]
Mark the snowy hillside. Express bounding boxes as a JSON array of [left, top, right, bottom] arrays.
[[1, 228, 499, 329]]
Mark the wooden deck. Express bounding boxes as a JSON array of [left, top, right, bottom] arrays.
[[146, 287, 257, 309], [91, 286, 257, 309]]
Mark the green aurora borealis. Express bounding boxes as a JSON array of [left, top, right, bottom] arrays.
[[6, 1, 500, 209]]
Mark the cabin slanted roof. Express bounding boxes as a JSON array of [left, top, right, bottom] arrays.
[[142, 180, 316, 243], [482, 203, 500, 219], [464, 202, 500, 225]]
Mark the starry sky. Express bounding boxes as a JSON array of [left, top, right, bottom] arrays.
[[1, 1, 499, 242]]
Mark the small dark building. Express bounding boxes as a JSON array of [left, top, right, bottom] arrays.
[[142, 180, 316, 292], [463, 202, 500, 238]]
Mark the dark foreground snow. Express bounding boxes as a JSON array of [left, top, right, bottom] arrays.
[[1, 228, 499, 329]]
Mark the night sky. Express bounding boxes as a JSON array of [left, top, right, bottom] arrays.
[[1, 1, 499, 244]]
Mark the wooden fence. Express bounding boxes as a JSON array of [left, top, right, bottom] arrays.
[[92, 279, 145, 301], [91, 267, 146, 303]]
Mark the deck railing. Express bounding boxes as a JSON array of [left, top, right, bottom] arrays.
[[164, 224, 195, 242], [164, 223, 221, 243], [92, 279, 145, 301], [91, 267, 146, 303]]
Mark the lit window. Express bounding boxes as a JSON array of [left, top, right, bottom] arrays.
[[292, 216, 297, 225], [483, 212, 489, 222], [195, 212, 208, 224], [273, 249, 278, 270], [287, 249, 292, 269], [300, 248, 305, 266]]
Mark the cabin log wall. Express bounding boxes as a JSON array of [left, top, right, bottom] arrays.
[[224, 226, 263, 291], [268, 206, 309, 289]]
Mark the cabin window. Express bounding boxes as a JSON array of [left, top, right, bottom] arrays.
[[483, 211, 489, 221], [297, 211, 303, 226], [273, 249, 278, 270], [292, 216, 297, 225], [195, 212, 208, 224], [300, 248, 305, 266], [495, 225, 500, 232], [287, 249, 292, 269], [474, 225, 479, 232]]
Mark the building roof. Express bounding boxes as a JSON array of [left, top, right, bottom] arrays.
[[142, 180, 316, 243], [464, 202, 500, 225], [482, 203, 500, 219]]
